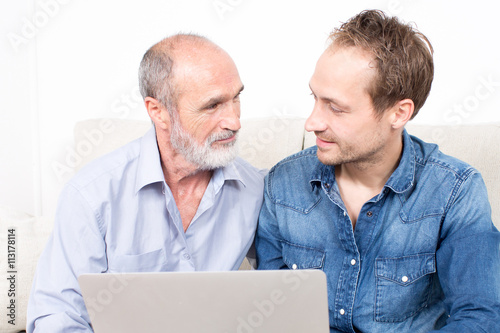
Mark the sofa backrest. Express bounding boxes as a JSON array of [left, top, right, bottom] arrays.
[[75, 118, 499, 227]]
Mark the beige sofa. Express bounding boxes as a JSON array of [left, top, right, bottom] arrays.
[[1, 117, 499, 332]]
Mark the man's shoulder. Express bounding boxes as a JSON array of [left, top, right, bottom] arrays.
[[68, 137, 142, 190], [269, 146, 320, 175], [231, 157, 266, 188], [264, 146, 321, 190], [409, 135, 476, 179]]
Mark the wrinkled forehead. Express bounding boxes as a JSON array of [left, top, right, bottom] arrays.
[[166, 42, 241, 98], [170, 49, 243, 111]]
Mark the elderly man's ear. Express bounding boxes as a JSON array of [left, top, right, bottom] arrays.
[[145, 97, 171, 130]]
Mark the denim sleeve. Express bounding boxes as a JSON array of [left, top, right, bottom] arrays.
[[430, 171, 500, 332], [27, 184, 107, 333], [255, 174, 287, 270]]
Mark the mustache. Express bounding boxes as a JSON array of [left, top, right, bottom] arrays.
[[207, 130, 238, 144], [314, 131, 337, 143]]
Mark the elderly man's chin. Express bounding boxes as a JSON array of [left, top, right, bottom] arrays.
[[201, 142, 239, 170], [181, 139, 239, 171]]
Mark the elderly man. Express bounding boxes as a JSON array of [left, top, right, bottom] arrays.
[[27, 34, 265, 332], [256, 10, 500, 332]]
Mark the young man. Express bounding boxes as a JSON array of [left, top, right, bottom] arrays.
[[256, 10, 500, 332], [27, 34, 265, 332]]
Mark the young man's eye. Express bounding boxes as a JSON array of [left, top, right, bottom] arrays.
[[329, 105, 344, 113]]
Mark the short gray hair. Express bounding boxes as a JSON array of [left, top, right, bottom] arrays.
[[138, 42, 175, 109], [138, 33, 212, 111]]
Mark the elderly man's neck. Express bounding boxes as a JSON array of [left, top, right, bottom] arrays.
[[161, 156, 214, 189], [160, 157, 214, 232]]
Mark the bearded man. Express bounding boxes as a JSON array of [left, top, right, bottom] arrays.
[[27, 34, 265, 333]]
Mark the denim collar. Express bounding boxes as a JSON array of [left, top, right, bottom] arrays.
[[308, 129, 416, 195], [135, 126, 245, 193], [384, 129, 415, 194]]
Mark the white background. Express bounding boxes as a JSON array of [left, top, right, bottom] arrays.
[[1, 0, 499, 217]]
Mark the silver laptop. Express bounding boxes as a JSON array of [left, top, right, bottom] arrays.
[[78, 270, 329, 333]]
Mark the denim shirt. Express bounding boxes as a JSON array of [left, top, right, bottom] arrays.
[[256, 130, 500, 332]]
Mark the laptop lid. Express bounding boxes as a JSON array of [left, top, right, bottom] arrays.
[[78, 270, 329, 333]]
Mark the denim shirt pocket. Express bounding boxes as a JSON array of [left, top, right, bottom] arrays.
[[108, 248, 168, 273], [375, 253, 436, 322], [281, 241, 326, 269]]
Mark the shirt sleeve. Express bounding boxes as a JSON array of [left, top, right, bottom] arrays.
[[27, 183, 108, 333], [431, 171, 500, 332], [255, 174, 287, 270]]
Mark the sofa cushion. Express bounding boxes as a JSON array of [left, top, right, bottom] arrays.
[[0, 206, 53, 332]]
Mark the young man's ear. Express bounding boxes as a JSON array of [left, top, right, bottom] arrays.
[[145, 97, 170, 129], [390, 99, 414, 129]]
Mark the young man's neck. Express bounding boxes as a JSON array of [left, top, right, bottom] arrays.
[[336, 133, 404, 191], [334, 133, 404, 228]]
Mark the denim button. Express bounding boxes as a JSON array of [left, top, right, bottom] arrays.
[[402, 276, 408, 282], [339, 309, 345, 315], [367, 211, 373, 217], [351, 259, 356, 266], [292, 264, 297, 270], [324, 183, 330, 189]]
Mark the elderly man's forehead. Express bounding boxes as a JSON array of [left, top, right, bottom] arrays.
[[155, 35, 221, 56]]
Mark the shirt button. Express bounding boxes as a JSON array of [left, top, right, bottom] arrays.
[[339, 309, 345, 315], [402, 276, 409, 283], [292, 264, 298, 270], [350, 259, 356, 266], [343, 211, 347, 216], [183, 253, 191, 260], [366, 211, 373, 217]]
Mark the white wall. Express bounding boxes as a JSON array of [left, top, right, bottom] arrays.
[[2, 0, 499, 217]]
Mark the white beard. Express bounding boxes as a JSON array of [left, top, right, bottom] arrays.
[[169, 116, 239, 170]]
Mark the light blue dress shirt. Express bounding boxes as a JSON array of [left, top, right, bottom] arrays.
[[27, 127, 265, 332]]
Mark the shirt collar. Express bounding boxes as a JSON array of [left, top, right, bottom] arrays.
[[383, 129, 415, 194], [308, 129, 416, 194], [220, 160, 247, 188], [135, 126, 165, 193], [206, 163, 246, 205], [135, 126, 246, 193]]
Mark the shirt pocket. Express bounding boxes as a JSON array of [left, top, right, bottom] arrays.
[[375, 253, 436, 322], [281, 241, 325, 269], [108, 248, 168, 273]]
